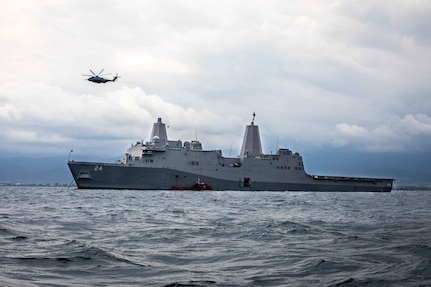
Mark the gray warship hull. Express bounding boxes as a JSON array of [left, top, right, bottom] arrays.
[[68, 161, 393, 192], [68, 117, 394, 192]]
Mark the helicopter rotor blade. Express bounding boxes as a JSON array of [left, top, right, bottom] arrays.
[[90, 69, 96, 76], [98, 69, 104, 76], [82, 74, 92, 77]]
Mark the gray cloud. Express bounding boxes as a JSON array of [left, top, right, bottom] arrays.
[[1, 1, 431, 159]]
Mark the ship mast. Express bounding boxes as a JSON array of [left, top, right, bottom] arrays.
[[150, 118, 168, 150], [240, 112, 262, 160]]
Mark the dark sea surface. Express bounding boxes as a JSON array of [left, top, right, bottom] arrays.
[[1, 187, 430, 287]]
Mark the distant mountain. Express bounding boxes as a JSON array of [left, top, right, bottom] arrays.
[[303, 149, 431, 186], [0, 156, 70, 185], [0, 156, 119, 185]]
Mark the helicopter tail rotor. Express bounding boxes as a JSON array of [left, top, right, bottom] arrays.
[[112, 73, 121, 82]]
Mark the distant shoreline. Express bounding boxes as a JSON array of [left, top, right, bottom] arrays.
[[0, 183, 430, 191], [0, 183, 71, 187]]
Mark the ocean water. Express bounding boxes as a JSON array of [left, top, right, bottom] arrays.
[[0, 187, 430, 287]]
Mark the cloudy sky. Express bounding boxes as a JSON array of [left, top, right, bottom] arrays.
[[1, 1, 431, 174]]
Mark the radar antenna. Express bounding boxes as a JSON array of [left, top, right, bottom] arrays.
[[252, 112, 256, 124]]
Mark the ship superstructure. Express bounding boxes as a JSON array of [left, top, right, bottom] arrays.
[[68, 116, 393, 192]]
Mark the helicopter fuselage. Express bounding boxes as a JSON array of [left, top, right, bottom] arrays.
[[87, 76, 118, 84], [88, 76, 111, 83]]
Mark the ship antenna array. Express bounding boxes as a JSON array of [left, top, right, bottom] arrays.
[[275, 137, 278, 153], [252, 112, 256, 124]]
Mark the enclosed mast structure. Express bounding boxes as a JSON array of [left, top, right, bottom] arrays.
[[240, 113, 263, 160]]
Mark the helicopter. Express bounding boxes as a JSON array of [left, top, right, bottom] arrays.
[[82, 69, 120, 83]]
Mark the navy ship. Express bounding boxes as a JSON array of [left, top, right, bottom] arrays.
[[68, 116, 393, 192]]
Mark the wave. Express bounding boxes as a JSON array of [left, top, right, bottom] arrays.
[[6, 239, 147, 269], [163, 280, 217, 287]]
